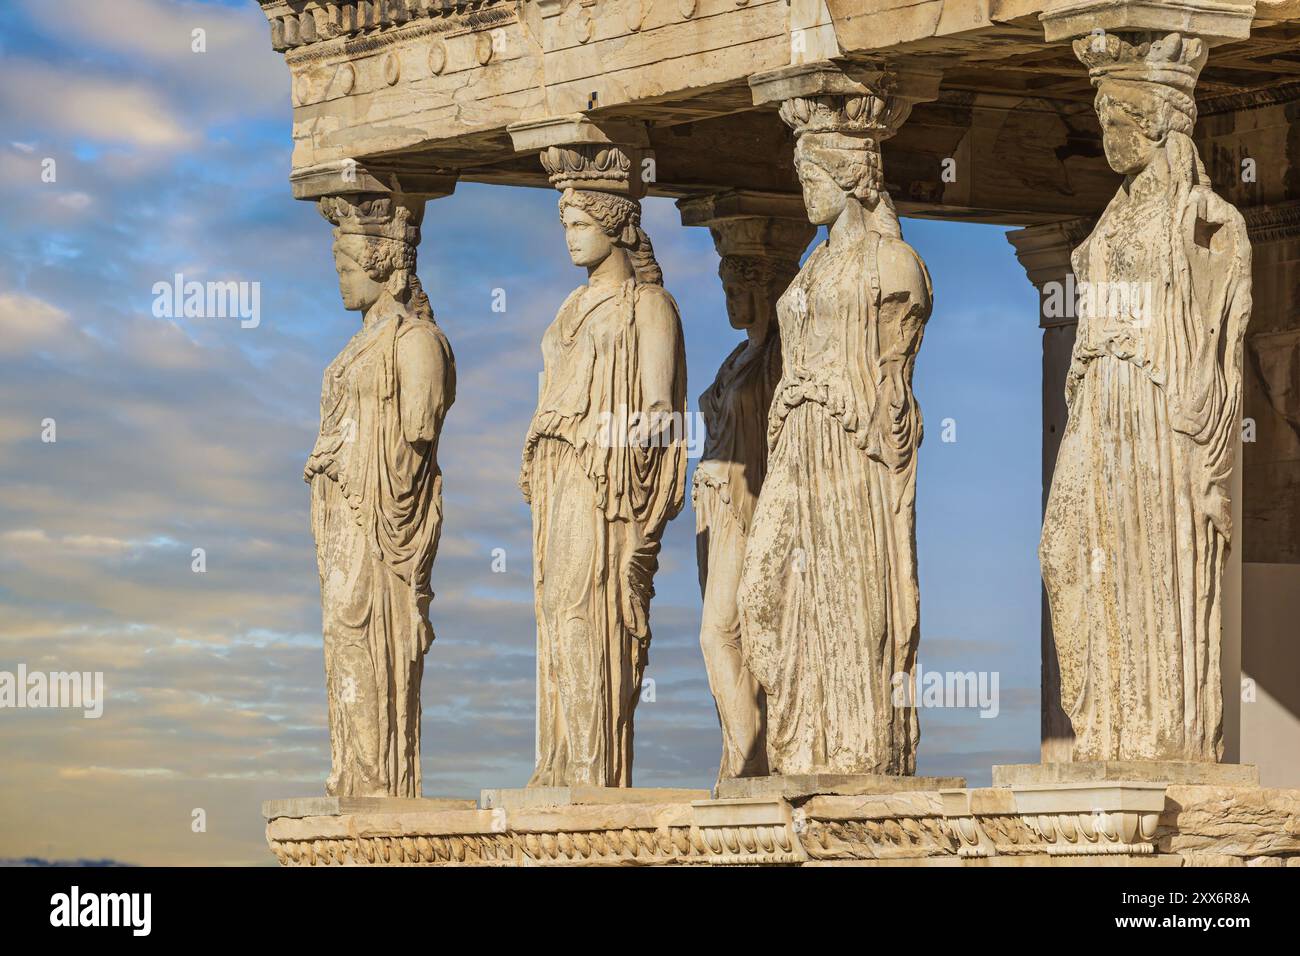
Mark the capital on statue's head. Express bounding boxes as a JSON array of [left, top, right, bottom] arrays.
[[1075, 31, 1206, 94], [318, 193, 424, 245]]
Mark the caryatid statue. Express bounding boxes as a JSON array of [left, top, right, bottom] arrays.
[[306, 193, 456, 797], [521, 144, 687, 787], [692, 214, 813, 783], [739, 76, 933, 776], [1040, 31, 1252, 763]]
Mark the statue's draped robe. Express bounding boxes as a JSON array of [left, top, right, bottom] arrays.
[[306, 308, 454, 797], [693, 336, 781, 779], [738, 233, 929, 775], [522, 279, 687, 786], [1041, 170, 1251, 761]]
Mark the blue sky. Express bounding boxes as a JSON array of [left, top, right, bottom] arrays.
[[0, 0, 1044, 864]]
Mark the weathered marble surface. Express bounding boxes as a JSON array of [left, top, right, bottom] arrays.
[[521, 141, 687, 788], [479, 786, 710, 810], [264, 782, 1300, 866], [1040, 30, 1253, 763], [739, 68, 933, 776], [264, 796, 476, 819], [254, 0, 1300, 225], [717, 773, 965, 801], [307, 193, 455, 798], [1163, 785, 1300, 862], [690, 212, 813, 784], [993, 760, 1260, 786]]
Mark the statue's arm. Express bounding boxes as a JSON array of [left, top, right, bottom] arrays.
[[876, 239, 932, 362], [397, 326, 452, 448], [865, 240, 931, 463], [635, 287, 684, 427], [1183, 190, 1250, 338]]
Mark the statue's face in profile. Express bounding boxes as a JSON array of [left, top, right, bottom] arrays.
[[333, 237, 385, 313], [795, 156, 846, 226], [1098, 92, 1159, 176], [562, 205, 615, 268]]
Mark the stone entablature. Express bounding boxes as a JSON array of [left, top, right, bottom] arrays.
[[257, 1, 1300, 224]]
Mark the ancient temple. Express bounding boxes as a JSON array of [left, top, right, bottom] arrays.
[[257, 0, 1300, 866]]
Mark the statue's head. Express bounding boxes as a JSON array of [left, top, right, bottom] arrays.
[[777, 92, 895, 227], [720, 257, 769, 332], [1096, 88, 1155, 176], [558, 188, 663, 285], [705, 216, 811, 336], [1077, 32, 1204, 178], [319, 195, 423, 313], [717, 256, 796, 334], [792, 132, 883, 226], [558, 188, 637, 267]]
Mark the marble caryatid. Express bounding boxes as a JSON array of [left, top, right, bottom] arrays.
[[306, 193, 456, 797], [738, 86, 933, 776], [1040, 32, 1252, 763], [522, 145, 688, 787], [694, 216, 812, 783]]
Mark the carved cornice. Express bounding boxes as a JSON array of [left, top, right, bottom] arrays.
[[1198, 79, 1300, 114], [267, 801, 808, 866], [799, 814, 956, 861], [1242, 200, 1300, 243], [261, 0, 515, 60]]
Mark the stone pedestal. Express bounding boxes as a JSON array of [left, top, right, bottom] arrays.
[[479, 786, 710, 810], [716, 774, 965, 800], [264, 796, 477, 819], [992, 761, 1261, 787]]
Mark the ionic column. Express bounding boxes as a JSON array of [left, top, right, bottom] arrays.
[[1007, 218, 1095, 763], [1037, 1, 1255, 765], [506, 116, 688, 788], [297, 160, 459, 798], [677, 191, 815, 784], [737, 63, 940, 777]]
